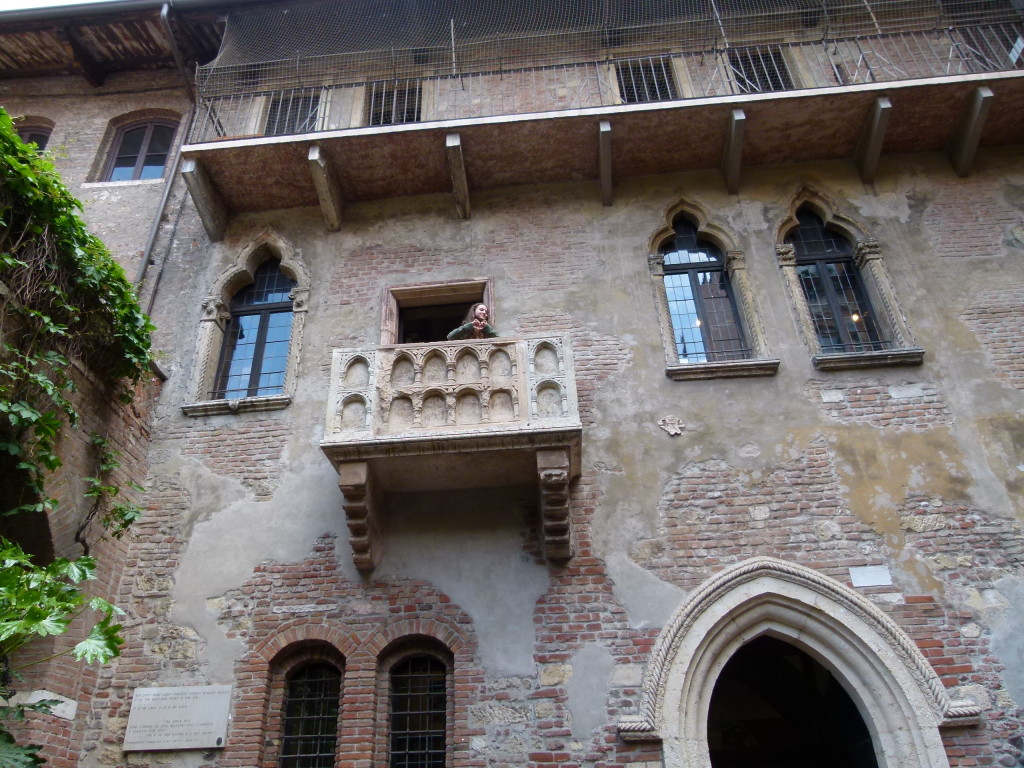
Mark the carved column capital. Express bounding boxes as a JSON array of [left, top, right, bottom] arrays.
[[854, 238, 882, 267], [725, 250, 747, 273], [647, 252, 665, 276], [200, 296, 229, 325], [774, 243, 796, 267], [290, 286, 311, 312]]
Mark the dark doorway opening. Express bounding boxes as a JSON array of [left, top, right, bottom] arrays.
[[708, 635, 878, 768]]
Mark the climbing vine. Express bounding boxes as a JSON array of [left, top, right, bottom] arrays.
[[0, 107, 154, 764]]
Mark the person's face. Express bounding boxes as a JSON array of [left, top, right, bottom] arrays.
[[474, 304, 488, 322]]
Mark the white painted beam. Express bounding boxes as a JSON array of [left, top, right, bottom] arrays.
[[446, 133, 471, 219], [721, 108, 745, 195], [181, 157, 227, 242], [947, 86, 993, 178], [855, 96, 892, 184], [599, 120, 613, 206], [307, 144, 343, 231]]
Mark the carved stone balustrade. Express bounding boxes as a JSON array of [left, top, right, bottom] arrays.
[[320, 335, 582, 570]]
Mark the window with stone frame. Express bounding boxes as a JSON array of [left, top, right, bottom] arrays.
[[279, 661, 342, 768], [102, 119, 177, 181], [649, 207, 778, 380], [213, 259, 296, 399], [775, 197, 923, 370], [184, 231, 310, 417]]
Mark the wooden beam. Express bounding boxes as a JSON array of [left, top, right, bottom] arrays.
[[307, 145, 343, 231], [181, 157, 227, 242], [61, 26, 105, 87], [855, 96, 892, 184], [947, 86, 993, 177], [446, 133, 470, 219], [721, 108, 745, 195], [599, 120, 613, 206]]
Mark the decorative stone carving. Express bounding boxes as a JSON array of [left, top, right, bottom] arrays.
[[618, 557, 982, 768], [537, 448, 572, 562], [657, 416, 685, 436], [337, 461, 381, 572], [321, 335, 582, 568]]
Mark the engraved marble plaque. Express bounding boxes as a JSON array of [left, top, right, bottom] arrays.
[[123, 685, 231, 751]]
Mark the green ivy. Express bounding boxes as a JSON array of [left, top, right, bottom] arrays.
[[0, 107, 152, 763]]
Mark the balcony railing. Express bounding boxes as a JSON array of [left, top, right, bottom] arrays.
[[320, 336, 582, 569], [189, 23, 1023, 144]]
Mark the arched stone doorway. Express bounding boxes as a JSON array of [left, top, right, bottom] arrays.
[[618, 557, 981, 768], [707, 635, 877, 768]]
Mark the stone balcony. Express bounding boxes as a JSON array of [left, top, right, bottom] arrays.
[[320, 335, 582, 570]]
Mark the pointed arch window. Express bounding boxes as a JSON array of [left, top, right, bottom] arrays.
[[279, 661, 342, 768], [649, 210, 778, 380], [214, 260, 296, 399], [661, 217, 748, 364], [786, 210, 885, 355]]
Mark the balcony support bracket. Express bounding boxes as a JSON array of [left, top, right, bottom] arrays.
[[538, 448, 573, 562], [721, 109, 745, 195], [446, 133, 471, 219], [338, 461, 382, 572], [308, 144, 343, 231], [947, 86, 993, 178], [599, 120, 613, 206], [855, 96, 892, 184], [181, 157, 227, 242]]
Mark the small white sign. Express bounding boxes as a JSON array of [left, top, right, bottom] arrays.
[[123, 685, 231, 752], [849, 565, 893, 588]]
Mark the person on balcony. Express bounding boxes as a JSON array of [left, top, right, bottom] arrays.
[[447, 302, 497, 340]]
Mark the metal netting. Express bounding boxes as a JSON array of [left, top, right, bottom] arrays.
[[190, 0, 1023, 141], [198, 0, 1020, 89]]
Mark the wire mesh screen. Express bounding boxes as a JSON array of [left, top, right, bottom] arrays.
[[191, 0, 1024, 141]]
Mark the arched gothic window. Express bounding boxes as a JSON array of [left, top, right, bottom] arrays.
[[279, 661, 342, 768], [660, 216, 748, 364], [389, 653, 448, 768], [214, 260, 296, 399], [786, 209, 885, 354]]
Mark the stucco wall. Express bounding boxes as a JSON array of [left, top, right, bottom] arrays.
[[78, 149, 1024, 767]]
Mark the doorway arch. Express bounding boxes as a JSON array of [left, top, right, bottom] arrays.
[[618, 557, 981, 768]]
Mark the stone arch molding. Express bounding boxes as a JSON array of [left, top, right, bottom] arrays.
[[618, 557, 982, 768], [184, 228, 311, 414]]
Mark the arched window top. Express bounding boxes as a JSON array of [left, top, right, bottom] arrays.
[[231, 259, 295, 309], [103, 119, 178, 182], [661, 216, 725, 266], [786, 208, 854, 259], [280, 660, 342, 768]]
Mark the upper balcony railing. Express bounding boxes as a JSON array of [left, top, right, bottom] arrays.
[[188, 23, 1024, 144]]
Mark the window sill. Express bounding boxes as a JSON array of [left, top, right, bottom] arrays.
[[81, 178, 165, 189], [666, 358, 780, 380], [812, 347, 925, 371], [181, 394, 291, 417]]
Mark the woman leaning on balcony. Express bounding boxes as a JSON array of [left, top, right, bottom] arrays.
[[447, 302, 497, 340]]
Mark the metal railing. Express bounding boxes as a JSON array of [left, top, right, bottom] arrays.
[[188, 23, 1023, 143]]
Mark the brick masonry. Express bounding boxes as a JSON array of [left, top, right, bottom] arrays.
[[961, 284, 1024, 391]]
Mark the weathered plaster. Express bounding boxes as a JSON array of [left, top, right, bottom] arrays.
[[566, 642, 615, 742]]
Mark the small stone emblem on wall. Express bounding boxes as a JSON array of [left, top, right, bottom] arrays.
[[658, 416, 685, 436]]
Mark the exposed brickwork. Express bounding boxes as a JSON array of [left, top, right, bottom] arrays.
[[923, 179, 1020, 259], [805, 378, 953, 429], [164, 418, 289, 497], [961, 284, 1024, 390]]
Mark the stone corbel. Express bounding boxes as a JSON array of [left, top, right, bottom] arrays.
[[537, 448, 572, 562], [338, 461, 382, 572]]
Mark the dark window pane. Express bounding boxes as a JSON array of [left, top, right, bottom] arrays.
[[279, 662, 340, 768], [106, 122, 176, 181], [390, 655, 447, 768]]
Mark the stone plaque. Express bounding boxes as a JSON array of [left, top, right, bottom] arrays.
[[123, 685, 231, 751]]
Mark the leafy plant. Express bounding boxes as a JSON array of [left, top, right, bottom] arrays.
[[1, 107, 152, 763]]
